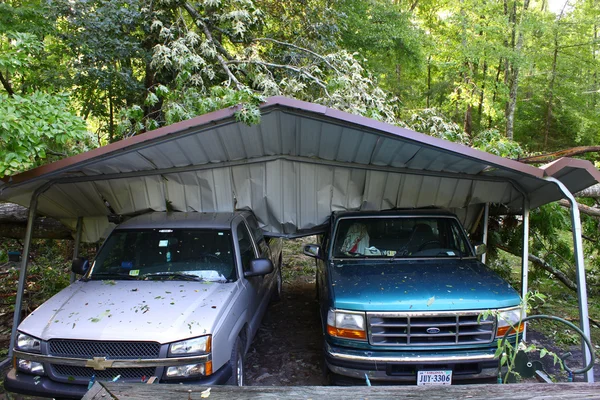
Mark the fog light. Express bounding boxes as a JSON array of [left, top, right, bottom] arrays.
[[166, 361, 212, 378], [16, 359, 45, 375]]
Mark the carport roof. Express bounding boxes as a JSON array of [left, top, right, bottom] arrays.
[[1, 96, 599, 241]]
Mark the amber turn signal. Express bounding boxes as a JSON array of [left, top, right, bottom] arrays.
[[327, 325, 367, 340], [496, 323, 524, 337]]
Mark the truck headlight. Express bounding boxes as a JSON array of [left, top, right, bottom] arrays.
[[16, 359, 45, 375], [168, 335, 211, 356], [496, 307, 524, 337], [166, 362, 212, 378], [327, 309, 366, 340], [16, 333, 41, 353]]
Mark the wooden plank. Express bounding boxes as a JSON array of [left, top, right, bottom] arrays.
[[82, 381, 115, 400], [91, 382, 600, 400]]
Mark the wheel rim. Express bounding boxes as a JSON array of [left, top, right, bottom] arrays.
[[236, 352, 244, 386]]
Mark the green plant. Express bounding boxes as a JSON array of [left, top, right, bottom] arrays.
[[482, 291, 596, 383]]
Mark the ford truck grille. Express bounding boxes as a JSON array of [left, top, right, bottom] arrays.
[[367, 311, 495, 346], [48, 340, 161, 359]]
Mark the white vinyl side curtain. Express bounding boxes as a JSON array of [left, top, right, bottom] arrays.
[[50, 159, 523, 242]]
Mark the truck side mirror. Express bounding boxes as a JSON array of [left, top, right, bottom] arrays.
[[244, 258, 274, 278], [71, 257, 90, 275], [474, 243, 487, 257], [303, 244, 323, 259]]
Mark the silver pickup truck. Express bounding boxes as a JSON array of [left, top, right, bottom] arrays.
[[5, 211, 283, 398]]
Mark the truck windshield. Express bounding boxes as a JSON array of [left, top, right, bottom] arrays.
[[89, 229, 236, 282], [332, 217, 473, 258]]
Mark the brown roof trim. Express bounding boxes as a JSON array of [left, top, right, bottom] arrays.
[[6, 96, 546, 186], [4, 105, 246, 185], [541, 157, 600, 181]]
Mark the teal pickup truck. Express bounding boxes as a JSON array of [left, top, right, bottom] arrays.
[[303, 209, 522, 385]]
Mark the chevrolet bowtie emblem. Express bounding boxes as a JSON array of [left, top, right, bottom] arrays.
[[85, 357, 114, 370]]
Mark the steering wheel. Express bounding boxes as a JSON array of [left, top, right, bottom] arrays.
[[417, 240, 442, 251], [199, 253, 224, 263], [497, 315, 595, 382]]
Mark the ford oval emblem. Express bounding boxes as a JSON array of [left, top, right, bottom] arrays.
[[426, 327, 441, 334]]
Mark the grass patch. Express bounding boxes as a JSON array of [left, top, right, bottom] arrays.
[[281, 236, 317, 283]]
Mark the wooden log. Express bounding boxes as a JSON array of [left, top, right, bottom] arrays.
[[0, 202, 73, 239], [84, 382, 600, 400]]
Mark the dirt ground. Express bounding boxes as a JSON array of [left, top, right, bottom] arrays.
[[245, 278, 325, 386]]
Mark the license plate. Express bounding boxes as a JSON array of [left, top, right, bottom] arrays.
[[417, 370, 452, 385]]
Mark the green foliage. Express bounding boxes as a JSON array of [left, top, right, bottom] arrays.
[[473, 129, 524, 158], [0, 92, 95, 177], [0, 31, 42, 73], [0, 239, 73, 308], [337, 0, 424, 97], [406, 108, 468, 144]]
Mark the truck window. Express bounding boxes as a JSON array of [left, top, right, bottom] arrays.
[[91, 229, 236, 282], [332, 217, 473, 258], [244, 215, 269, 257], [237, 223, 257, 273]]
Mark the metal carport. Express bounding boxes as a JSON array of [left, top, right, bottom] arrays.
[[0, 96, 598, 381]]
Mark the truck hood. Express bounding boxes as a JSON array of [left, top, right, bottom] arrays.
[[18, 280, 237, 343], [330, 259, 520, 311]]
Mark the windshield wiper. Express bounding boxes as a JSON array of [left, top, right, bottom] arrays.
[[141, 272, 203, 281]]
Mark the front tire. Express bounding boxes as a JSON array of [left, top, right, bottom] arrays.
[[229, 337, 245, 386]]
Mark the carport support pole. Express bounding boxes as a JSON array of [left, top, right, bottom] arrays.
[[521, 199, 530, 341], [70, 217, 83, 283], [481, 203, 489, 264], [546, 177, 593, 382], [8, 194, 40, 359]]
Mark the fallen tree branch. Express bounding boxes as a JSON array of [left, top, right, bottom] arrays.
[[0, 203, 73, 239], [516, 146, 600, 164], [496, 244, 583, 295], [226, 59, 331, 97], [182, 2, 243, 90], [558, 199, 600, 218], [575, 183, 600, 199], [252, 38, 341, 75]]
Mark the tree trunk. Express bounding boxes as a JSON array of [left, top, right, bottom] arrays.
[[575, 183, 600, 199], [505, 0, 530, 140], [0, 71, 15, 97], [517, 145, 600, 163], [0, 203, 73, 240], [543, 36, 559, 150], [477, 61, 488, 130], [426, 56, 431, 108], [558, 199, 600, 218], [497, 244, 582, 295], [489, 58, 504, 128]]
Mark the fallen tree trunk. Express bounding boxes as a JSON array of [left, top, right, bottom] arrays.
[[496, 244, 583, 295], [516, 146, 600, 164], [0, 203, 73, 240], [575, 183, 600, 199], [557, 199, 600, 218]]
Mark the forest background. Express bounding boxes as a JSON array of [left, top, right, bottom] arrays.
[[0, 0, 599, 369]]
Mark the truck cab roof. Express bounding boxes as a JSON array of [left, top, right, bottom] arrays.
[[332, 208, 458, 220], [115, 211, 253, 230]]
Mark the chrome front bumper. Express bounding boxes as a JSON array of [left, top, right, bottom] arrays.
[[324, 342, 500, 383]]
